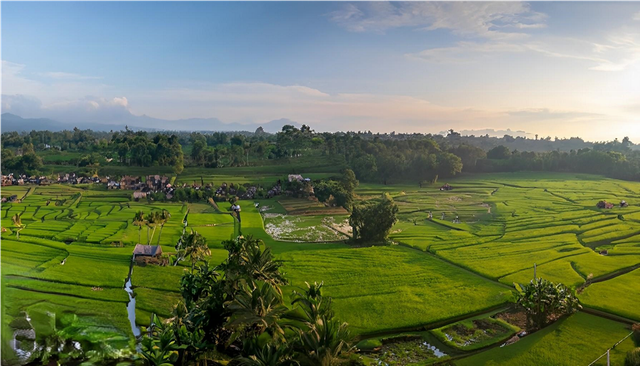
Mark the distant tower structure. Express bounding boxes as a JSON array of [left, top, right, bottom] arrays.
[[535, 134, 538, 141]]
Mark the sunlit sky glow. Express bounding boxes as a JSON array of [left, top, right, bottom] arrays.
[[2, 2, 640, 140]]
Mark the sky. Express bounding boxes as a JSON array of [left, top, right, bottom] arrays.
[[2, 1, 640, 141]]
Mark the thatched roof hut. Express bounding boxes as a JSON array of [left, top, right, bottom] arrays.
[[133, 244, 162, 258]]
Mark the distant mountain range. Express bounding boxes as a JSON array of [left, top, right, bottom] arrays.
[[0, 113, 301, 133]]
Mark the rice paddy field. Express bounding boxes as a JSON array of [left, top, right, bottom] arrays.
[[2, 171, 640, 365]]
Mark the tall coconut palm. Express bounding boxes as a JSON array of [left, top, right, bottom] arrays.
[[156, 209, 171, 245], [222, 236, 287, 293], [147, 211, 160, 245], [133, 211, 146, 244]]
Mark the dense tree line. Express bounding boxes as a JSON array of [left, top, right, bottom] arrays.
[[1, 143, 44, 175], [3, 125, 640, 182]]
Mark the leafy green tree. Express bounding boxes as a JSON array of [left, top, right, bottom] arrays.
[[351, 154, 378, 182], [515, 278, 581, 330], [487, 145, 512, 159], [340, 169, 359, 193], [349, 194, 398, 243]]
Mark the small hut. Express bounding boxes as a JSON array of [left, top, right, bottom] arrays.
[[440, 183, 453, 191], [596, 200, 614, 209], [133, 244, 163, 263]]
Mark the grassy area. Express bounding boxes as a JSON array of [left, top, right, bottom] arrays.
[[455, 312, 636, 366], [579, 268, 640, 321], [279, 245, 511, 335]]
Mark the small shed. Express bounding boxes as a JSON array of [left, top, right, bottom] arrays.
[[596, 200, 614, 209], [288, 174, 304, 182], [440, 183, 453, 191], [133, 244, 163, 260], [133, 191, 147, 200]]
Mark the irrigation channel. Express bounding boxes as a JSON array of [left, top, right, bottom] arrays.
[[124, 261, 141, 338]]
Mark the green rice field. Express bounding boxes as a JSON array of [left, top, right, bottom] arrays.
[[2, 171, 639, 365]]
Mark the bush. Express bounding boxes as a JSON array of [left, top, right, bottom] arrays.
[[625, 348, 640, 366], [633, 324, 640, 346]]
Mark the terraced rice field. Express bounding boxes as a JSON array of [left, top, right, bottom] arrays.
[[0, 185, 231, 364], [2, 172, 639, 365]]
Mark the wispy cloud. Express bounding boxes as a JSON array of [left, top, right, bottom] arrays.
[[38, 71, 102, 80], [329, 2, 546, 39], [408, 29, 640, 72]]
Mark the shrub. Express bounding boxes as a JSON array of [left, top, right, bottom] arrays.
[[625, 348, 640, 366], [633, 324, 640, 346]]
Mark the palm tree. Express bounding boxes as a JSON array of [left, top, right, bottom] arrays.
[[147, 211, 160, 245], [133, 211, 146, 244], [294, 316, 353, 366], [183, 230, 210, 271], [156, 210, 171, 245], [225, 282, 288, 344], [516, 278, 581, 329], [222, 236, 287, 293], [231, 340, 299, 366], [289, 282, 333, 330], [12, 213, 24, 239]]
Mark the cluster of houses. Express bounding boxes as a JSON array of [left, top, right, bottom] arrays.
[[214, 182, 259, 200], [58, 173, 102, 185], [2, 173, 53, 186]]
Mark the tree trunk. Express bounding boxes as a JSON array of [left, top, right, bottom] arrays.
[[157, 224, 164, 245]]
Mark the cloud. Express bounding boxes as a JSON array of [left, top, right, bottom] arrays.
[[329, 2, 546, 39], [407, 41, 527, 63], [38, 71, 102, 80], [2, 59, 112, 108], [409, 30, 640, 71], [634, 11, 640, 21]]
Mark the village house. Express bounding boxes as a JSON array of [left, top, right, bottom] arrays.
[[145, 175, 170, 192], [133, 191, 147, 201], [120, 176, 142, 190], [596, 200, 614, 209], [288, 174, 304, 182]]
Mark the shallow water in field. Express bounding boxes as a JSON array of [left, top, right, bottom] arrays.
[[124, 264, 141, 338]]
